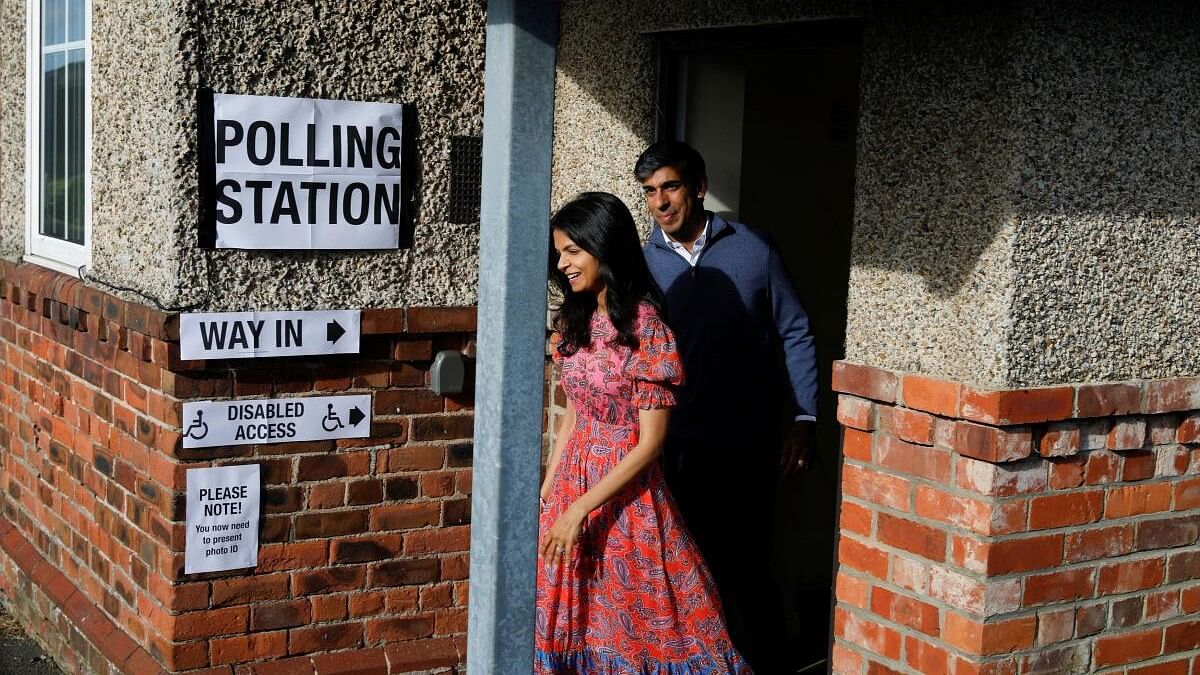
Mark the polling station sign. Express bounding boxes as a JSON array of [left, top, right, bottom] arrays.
[[180, 310, 361, 360], [181, 394, 372, 449], [204, 92, 405, 249], [185, 464, 260, 574]]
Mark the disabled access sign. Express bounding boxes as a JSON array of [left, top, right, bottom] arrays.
[[181, 394, 372, 448]]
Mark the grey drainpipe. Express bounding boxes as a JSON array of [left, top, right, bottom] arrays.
[[467, 1, 558, 672]]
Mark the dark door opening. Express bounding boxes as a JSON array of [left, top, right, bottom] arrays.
[[654, 19, 862, 672]]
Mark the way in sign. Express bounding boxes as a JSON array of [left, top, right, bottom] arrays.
[[180, 309, 360, 360], [199, 318, 302, 350]]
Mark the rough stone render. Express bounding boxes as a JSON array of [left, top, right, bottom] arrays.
[[2, 0, 1197, 384], [552, 0, 1200, 388], [1, 0, 488, 312]]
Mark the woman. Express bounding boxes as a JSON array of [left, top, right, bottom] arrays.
[[535, 192, 750, 674]]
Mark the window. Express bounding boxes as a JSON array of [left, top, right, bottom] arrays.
[[26, 0, 90, 273]]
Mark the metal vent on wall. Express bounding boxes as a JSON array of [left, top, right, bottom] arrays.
[[449, 135, 483, 224]]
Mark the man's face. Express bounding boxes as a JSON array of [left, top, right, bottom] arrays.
[[639, 165, 707, 241]]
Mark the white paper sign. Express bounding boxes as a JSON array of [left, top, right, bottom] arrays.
[[186, 464, 260, 574], [182, 394, 372, 449], [180, 310, 361, 360], [209, 92, 404, 249]]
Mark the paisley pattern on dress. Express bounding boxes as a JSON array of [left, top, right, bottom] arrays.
[[535, 303, 751, 674]]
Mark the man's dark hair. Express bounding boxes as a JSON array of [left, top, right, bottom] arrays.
[[634, 140, 707, 189]]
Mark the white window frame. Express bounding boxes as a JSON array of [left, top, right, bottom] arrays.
[[25, 0, 92, 276]]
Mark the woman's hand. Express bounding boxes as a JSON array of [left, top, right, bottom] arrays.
[[539, 503, 585, 569], [541, 407, 668, 571]]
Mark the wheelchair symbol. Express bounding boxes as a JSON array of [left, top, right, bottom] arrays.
[[183, 410, 209, 440], [321, 404, 345, 432]]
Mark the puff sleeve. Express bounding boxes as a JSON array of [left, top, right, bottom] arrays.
[[626, 307, 685, 409]]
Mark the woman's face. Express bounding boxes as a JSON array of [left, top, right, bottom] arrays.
[[553, 229, 604, 297]]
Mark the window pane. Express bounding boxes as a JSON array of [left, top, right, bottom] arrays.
[[67, 0, 84, 42], [36, 1, 88, 254], [43, 0, 65, 46], [41, 50, 66, 240], [66, 48, 85, 244]]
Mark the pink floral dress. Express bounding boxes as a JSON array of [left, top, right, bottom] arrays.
[[535, 303, 751, 674]]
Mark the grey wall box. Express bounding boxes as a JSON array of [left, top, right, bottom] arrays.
[[430, 350, 466, 395]]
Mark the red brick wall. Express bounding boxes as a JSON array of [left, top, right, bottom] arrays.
[[831, 362, 1200, 674], [0, 260, 477, 674]]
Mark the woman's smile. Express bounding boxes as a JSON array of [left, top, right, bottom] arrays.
[[553, 229, 603, 296]]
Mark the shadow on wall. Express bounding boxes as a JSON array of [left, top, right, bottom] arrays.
[[1006, 0, 1200, 384], [557, 0, 1200, 387], [1014, 0, 1200, 218], [554, 0, 1021, 298], [849, 2, 1020, 298], [829, 0, 1199, 301], [556, 0, 1200, 293]]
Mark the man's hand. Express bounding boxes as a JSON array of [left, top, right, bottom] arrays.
[[781, 420, 815, 478]]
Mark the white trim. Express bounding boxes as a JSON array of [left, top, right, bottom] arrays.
[[22, 252, 84, 278], [25, 0, 92, 271], [47, 38, 87, 50], [24, 0, 36, 260]]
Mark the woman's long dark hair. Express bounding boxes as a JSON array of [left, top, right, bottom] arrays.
[[549, 192, 665, 356]]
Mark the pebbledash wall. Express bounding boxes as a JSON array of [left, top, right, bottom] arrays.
[[1, 0, 1199, 674], [0, 0, 488, 673], [553, 0, 1200, 388], [0, 0, 487, 309]]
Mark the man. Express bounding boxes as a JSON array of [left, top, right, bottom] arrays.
[[636, 140, 818, 673]]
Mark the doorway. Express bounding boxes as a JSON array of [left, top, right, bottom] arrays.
[[654, 19, 862, 671]]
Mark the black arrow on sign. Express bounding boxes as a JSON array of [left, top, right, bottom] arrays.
[[327, 320, 346, 345], [348, 407, 365, 427]]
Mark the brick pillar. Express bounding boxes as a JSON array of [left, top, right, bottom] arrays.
[[0, 261, 478, 674], [830, 362, 1200, 674]]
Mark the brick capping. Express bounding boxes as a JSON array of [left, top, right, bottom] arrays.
[[0, 259, 475, 673], [830, 360, 1200, 674], [0, 259, 476, 342], [834, 361, 1200, 464], [834, 361, 1200, 425]]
